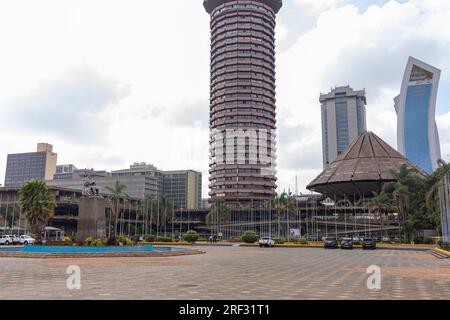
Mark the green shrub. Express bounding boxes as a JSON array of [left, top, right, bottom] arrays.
[[440, 241, 450, 251], [117, 235, 133, 245], [412, 236, 424, 244], [423, 237, 433, 245], [353, 240, 362, 246], [156, 236, 173, 242], [84, 236, 94, 246], [298, 238, 308, 245], [272, 237, 285, 245], [106, 237, 117, 246], [241, 231, 258, 244], [91, 238, 105, 247], [183, 230, 199, 243], [145, 235, 156, 242], [62, 236, 72, 242]]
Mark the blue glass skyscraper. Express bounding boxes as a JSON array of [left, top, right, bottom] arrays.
[[394, 57, 441, 174]]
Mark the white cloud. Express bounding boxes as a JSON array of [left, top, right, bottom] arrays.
[[294, 0, 346, 14]]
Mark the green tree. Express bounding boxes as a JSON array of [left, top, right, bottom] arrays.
[[206, 197, 230, 227], [18, 180, 56, 242], [241, 230, 258, 243], [273, 192, 297, 238], [104, 181, 128, 237], [183, 230, 199, 243], [369, 191, 393, 237], [426, 159, 450, 234]]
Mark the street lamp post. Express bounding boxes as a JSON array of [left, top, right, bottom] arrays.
[[321, 198, 335, 239]]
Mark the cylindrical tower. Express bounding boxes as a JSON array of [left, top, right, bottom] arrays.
[[204, 0, 282, 207]]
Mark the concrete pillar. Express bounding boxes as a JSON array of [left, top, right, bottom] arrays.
[[77, 196, 107, 241]]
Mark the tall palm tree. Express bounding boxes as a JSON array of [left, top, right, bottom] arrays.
[[426, 159, 450, 233], [18, 180, 56, 242], [206, 197, 230, 236], [369, 191, 393, 238], [383, 164, 416, 224], [273, 193, 297, 238], [104, 181, 128, 237]]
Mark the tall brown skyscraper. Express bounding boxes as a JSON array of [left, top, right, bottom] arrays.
[[204, 0, 282, 207]]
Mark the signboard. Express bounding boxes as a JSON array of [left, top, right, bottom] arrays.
[[290, 229, 300, 238]]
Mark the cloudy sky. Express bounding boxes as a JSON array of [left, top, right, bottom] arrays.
[[0, 0, 449, 197]]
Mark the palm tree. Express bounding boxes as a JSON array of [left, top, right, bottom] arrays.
[[206, 197, 230, 237], [369, 191, 393, 238], [18, 180, 56, 242], [426, 159, 450, 234], [273, 193, 297, 238], [383, 164, 416, 224], [104, 181, 128, 237]]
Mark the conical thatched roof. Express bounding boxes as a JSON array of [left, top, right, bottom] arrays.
[[307, 131, 427, 197]]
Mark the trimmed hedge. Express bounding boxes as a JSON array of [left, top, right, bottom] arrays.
[[183, 230, 199, 243], [241, 231, 258, 243]]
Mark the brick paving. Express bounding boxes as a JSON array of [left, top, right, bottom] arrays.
[[0, 246, 449, 300]]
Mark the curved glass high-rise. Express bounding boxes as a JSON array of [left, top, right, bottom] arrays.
[[394, 57, 441, 174], [204, 0, 282, 206]]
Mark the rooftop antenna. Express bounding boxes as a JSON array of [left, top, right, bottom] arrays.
[[295, 173, 299, 196]]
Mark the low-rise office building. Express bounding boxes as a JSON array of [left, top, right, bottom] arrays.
[[4, 143, 57, 187]]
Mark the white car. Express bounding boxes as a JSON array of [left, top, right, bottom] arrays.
[[0, 235, 14, 245], [19, 235, 36, 245], [259, 237, 275, 248]]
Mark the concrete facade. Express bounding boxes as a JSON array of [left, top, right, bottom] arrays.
[[205, 0, 282, 205], [320, 86, 367, 169], [48, 163, 202, 209], [76, 196, 107, 240]]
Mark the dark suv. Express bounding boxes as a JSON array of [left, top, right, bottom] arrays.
[[362, 238, 377, 250], [323, 237, 338, 249], [340, 237, 353, 249]]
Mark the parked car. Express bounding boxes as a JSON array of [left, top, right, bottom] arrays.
[[362, 237, 377, 250], [392, 237, 401, 243], [323, 237, 338, 249], [382, 237, 391, 242], [0, 235, 14, 245], [340, 237, 353, 249], [19, 235, 36, 245], [259, 237, 275, 248]]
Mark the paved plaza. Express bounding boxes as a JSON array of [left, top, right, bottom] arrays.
[[0, 246, 449, 300]]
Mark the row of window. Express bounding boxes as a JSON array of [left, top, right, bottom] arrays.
[[211, 109, 275, 119], [212, 71, 275, 85], [211, 92, 275, 104], [212, 3, 275, 20], [212, 55, 274, 71], [211, 99, 275, 110], [212, 31, 274, 47], [212, 46, 274, 61], [211, 185, 274, 190], [211, 176, 274, 183], [212, 9, 275, 27], [213, 36, 274, 52], [211, 78, 275, 92], [212, 85, 275, 96], [212, 66, 275, 81]]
